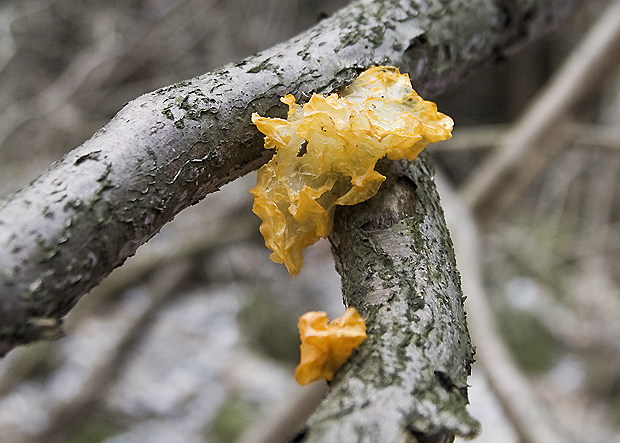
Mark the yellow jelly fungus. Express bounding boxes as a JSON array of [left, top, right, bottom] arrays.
[[250, 66, 453, 275], [295, 307, 367, 385]]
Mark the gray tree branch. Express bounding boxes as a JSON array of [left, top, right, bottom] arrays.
[[296, 154, 479, 443], [0, 0, 585, 355]]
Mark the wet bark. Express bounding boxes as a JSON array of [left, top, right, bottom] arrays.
[[0, 0, 585, 354]]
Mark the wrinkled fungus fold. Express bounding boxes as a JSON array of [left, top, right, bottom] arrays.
[[295, 308, 367, 385], [250, 66, 453, 274]]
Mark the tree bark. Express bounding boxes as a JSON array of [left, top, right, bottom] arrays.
[[290, 154, 478, 442], [0, 0, 586, 354]]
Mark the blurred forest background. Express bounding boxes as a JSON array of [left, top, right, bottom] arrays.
[[0, 0, 619, 442]]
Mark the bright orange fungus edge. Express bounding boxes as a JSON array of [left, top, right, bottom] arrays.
[[295, 307, 367, 385], [250, 66, 453, 275]]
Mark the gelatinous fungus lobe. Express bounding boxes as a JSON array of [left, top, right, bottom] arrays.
[[295, 308, 367, 385], [250, 66, 453, 275]]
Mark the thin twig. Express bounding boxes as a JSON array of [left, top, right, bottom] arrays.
[[431, 125, 506, 152], [436, 172, 572, 443], [432, 123, 620, 153], [236, 383, 328, 443], [460, 0, 620, 222], [0, 0, 214, 153], [0, 21, 119, 151]]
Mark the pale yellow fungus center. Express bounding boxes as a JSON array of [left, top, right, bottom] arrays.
[[250, 66, 453, 275]]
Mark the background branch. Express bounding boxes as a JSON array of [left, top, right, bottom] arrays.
[[437, 173, 570, 443], [460, 0, 620, 224]]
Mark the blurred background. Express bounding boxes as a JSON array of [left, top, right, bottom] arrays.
[[0, 0, 618, 442]]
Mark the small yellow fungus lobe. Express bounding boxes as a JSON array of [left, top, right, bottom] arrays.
[[251, 66, 453, 274], [295, 307, 367, 385]]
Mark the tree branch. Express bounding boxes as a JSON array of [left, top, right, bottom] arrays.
[[0, 0, 586, 354], [293, 154, 479, 442]]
